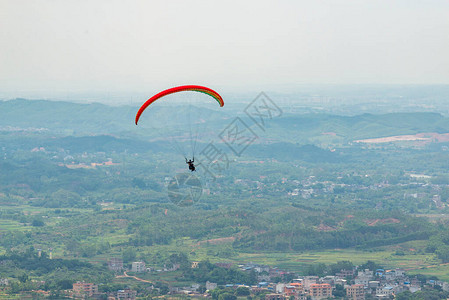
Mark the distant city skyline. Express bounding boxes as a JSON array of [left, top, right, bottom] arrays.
[[1, 0, 448, 102]]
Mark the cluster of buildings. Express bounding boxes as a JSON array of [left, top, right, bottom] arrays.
[[214, 279, 337, 300], [108, 257, 186, 274], [236, 174, 449, 210], [69, 258, 449, 299], [72, 281, 137, 300], [213, 264, 449, 299], [107, 258, 148, 273]]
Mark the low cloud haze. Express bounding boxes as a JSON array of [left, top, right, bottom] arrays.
[[1, 0, 448, 101]]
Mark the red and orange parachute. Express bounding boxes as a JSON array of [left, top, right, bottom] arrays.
[[135, 85, 224, 125]]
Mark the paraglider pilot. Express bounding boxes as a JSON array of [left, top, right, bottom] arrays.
[[186, 158, 195, 172]]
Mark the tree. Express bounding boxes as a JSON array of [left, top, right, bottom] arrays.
[[132, 178, 146, 189], [236, 286, 250, 296], [49, 189, 81, 208], [122, 247, 137, 263], [57, 279, 73, 289], [32, 218, 45, 227], [395, 291, 412, 300], [332, 284, 345, 297], [329, 261, 353, 275], [436, 245, 449, 263], [219, 293, 237, 300], [18, 273, 29, 283]]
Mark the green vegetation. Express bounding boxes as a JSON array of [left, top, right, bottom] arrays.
[[2, 99, 449, 296]]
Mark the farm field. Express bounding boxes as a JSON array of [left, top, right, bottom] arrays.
[[106, 237, 449, 281], [2, 202, 448, 282]]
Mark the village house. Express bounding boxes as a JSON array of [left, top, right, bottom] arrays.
[[282, 281, 304, 298], [116, 288, 137, 300], [384, 270, 395, 281], [283, 285, 297, 297], [73, 281, 98, 298], [394, 269, 405, 277], [251, 285, 269, 294], [368, 280, 380, 290], [320, 275, 336, 287], [354, 269, 373, 287], [309, 283, 332, 299], [131, 261, 145, 273], [290, 282, 303, 292], [255, 265, 270, 273], [265, 293, 285, 300], [275, 283, 286, 294], [302, 276, 319, 290], [346, 284, 365, 300], [375, 286, 394, 297], [206, 281, 217, 290], [108, 258, 123, 271]]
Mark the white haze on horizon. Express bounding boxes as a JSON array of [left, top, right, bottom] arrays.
[[1, 0, 448, 103]]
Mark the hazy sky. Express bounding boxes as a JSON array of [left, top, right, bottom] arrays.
[[1, 0, 448, 99]]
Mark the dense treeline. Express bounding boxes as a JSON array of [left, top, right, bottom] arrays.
[[192, 261, 257, 285], [0, 201, 438, 254], [0, 248, 114, 292], [233, 210, 434, 251], [1, 249, 91, 274], [396, 287, 449, 299]]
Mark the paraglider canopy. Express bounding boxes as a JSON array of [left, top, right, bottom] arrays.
[[134, 85, 224, 171], [135, 85, 224, 125]]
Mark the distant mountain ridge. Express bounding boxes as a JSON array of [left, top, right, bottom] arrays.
[[0, 98, 137, 134], [2, 99, 449, 145], [270, 112, 449, 144], [0, 98, 229, 137]]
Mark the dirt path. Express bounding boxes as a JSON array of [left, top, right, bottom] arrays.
[[116, 271, 154, 284], [405, 262, 449, 271]]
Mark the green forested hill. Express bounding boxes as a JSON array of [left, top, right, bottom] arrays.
[[2, 99, 449, 143]]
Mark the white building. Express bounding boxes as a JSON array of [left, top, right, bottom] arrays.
[[376, 286, 394, 297], [355, 269, 373, 287], [131, 261, 146, 273], [384, 271, 395, 281], [302, 276, 319, 290], [275, 283, 286, 293], [255, 265, 270, 273], [206, 281, 217, 291], [320, 276, 335, 286], [368, 281, 380, 289], [335, 278, 347, 286]]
